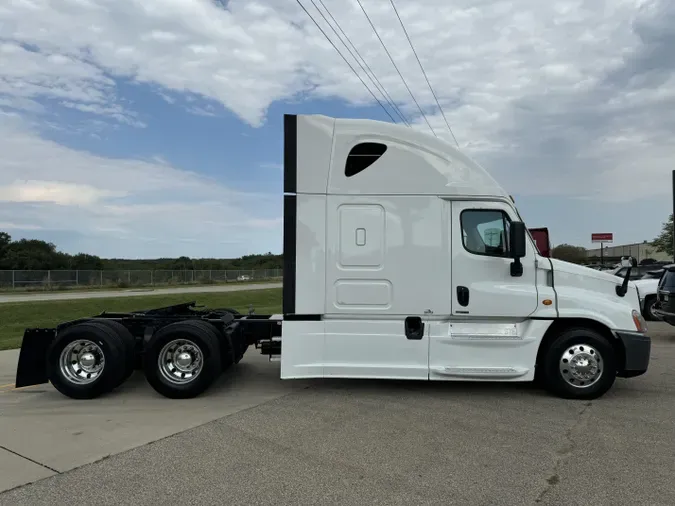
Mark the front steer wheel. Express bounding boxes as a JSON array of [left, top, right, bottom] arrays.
[[143, 320, 222, 399], [540, 327, 617, 400]]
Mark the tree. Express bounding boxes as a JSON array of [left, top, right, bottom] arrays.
[[551, 244, 587, 264], [2, 239, 61, 270], [651, 213, 674, 258], [0, 232, 10, 267]]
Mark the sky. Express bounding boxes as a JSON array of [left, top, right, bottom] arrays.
[[0, 0, 674, 259]]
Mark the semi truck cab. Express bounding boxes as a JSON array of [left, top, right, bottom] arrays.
[[280, 114, 650, 399]]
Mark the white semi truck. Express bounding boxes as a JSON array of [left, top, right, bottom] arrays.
[[14, 113, 651, 401]]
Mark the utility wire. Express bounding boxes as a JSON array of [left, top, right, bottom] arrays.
[[315, 0, 411, 126], [388, 0, 459, 146], [295, 0, 396, 123], [295, 0, 397, 123], [354, 0, 437, 136]]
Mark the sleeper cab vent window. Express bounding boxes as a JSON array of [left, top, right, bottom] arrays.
[[345, 142, 387, 177]]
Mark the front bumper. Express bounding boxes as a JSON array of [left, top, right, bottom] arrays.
[[614, 330, 651, 378]]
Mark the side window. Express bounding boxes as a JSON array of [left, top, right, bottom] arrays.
[[461, 209, 511, 257]]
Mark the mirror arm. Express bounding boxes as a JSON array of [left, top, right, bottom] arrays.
[[510, 257, 523, 277]]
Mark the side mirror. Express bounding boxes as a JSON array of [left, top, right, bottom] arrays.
[[509, 221, 527, 277], [510, 221, 527, 259]]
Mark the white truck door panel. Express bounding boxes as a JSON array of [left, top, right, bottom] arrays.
[[322, 318, 429, 380], [427, 319, 551, 382], [450, 201, 539, 317], [427, 200, 542, 381]]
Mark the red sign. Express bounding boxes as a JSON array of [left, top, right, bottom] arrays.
[[591, 233, 613, 243]]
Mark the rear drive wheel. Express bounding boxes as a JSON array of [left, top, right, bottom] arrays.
[[541, 327, 617, 400], [47, 321, 126, 399], [143, 320, 222, 399], [91, 318, 136, 385]]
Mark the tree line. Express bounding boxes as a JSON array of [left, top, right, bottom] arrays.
[[0, 232, 283, 271], [3, 214, 673, 269]]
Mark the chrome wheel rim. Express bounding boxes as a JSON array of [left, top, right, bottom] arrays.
[[158, 339, 203, 384], [59, 340, 105, 385], [559, 343, 602, 388]]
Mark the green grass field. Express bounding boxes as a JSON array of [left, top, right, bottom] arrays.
[[0, 288, 282, 351]]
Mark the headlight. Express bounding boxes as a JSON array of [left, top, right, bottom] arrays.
[[632, 309, 647, 333]]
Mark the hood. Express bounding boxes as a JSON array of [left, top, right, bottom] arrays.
[[549, 258, 641, 331], [549, 258, 628, 284], [549, 257, 640, 303]]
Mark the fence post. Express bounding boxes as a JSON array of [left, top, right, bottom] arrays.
[[128, 270, 131, 284], [100, 270, 103, 286], [75, 270, 79, 286], [151, 270, 154, 286], [47, 270, 51, 287], [12, 270, 15, 289]]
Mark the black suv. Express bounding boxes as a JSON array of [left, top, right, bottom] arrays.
[[654, 266, 675, 325]]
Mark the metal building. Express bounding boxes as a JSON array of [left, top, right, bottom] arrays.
[[585, 241, 671, 263]]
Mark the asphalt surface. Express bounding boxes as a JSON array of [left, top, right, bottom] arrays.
[[0, 282, 282, 303], [1, 322, 674, 505]]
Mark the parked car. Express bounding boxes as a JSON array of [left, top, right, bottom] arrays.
[[654, 266, 675, 325], [633, 263, 675, 323], [634, 277, 660, 321], [610, 264, 658, 280]]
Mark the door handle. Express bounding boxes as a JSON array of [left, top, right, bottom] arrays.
[[404, 316, 424, 340], [457, 286, 470, 307]]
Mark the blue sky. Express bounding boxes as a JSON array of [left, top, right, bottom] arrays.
[[1, 0, 674, 258]]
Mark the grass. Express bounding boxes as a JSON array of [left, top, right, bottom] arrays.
[[0, 288, 282, 351]]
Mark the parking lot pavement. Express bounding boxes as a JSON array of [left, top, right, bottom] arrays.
[[1, 323, 674, 505], [0, 350, 310, 493]]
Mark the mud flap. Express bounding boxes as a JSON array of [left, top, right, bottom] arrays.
[[15, 328, 56, 388]]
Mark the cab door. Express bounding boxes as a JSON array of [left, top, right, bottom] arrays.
[[427, 200, 541, 382], [450, 201, 538, 317]]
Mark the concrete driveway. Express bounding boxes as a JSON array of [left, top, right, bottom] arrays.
[[1, 323, 674, 505]]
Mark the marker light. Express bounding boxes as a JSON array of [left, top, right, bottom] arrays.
[[632, 310, 647, 333]]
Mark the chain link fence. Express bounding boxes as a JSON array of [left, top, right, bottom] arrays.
[[0, 269, 283, 290]]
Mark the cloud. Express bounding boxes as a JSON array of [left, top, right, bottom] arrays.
[[0, 0, 674, 251], [0, 180, 126, 206], [0, 119, 282, 257]]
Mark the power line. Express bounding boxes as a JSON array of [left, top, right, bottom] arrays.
[[294, 0, 397, 123], [388, 0, 459, 146], [315, 0, 411, 126], [354, 0, 437, 137]]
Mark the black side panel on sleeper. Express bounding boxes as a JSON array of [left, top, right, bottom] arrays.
[[283, 194, 297, 315], [283, 114, 297, 194]]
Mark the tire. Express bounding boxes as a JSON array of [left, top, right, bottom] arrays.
[[92, 319, 137, 385], [540, 327, 617, 400], [47, 321, 127, 399], [143, 320, 222, 399], [643, 296, 658, 321]]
